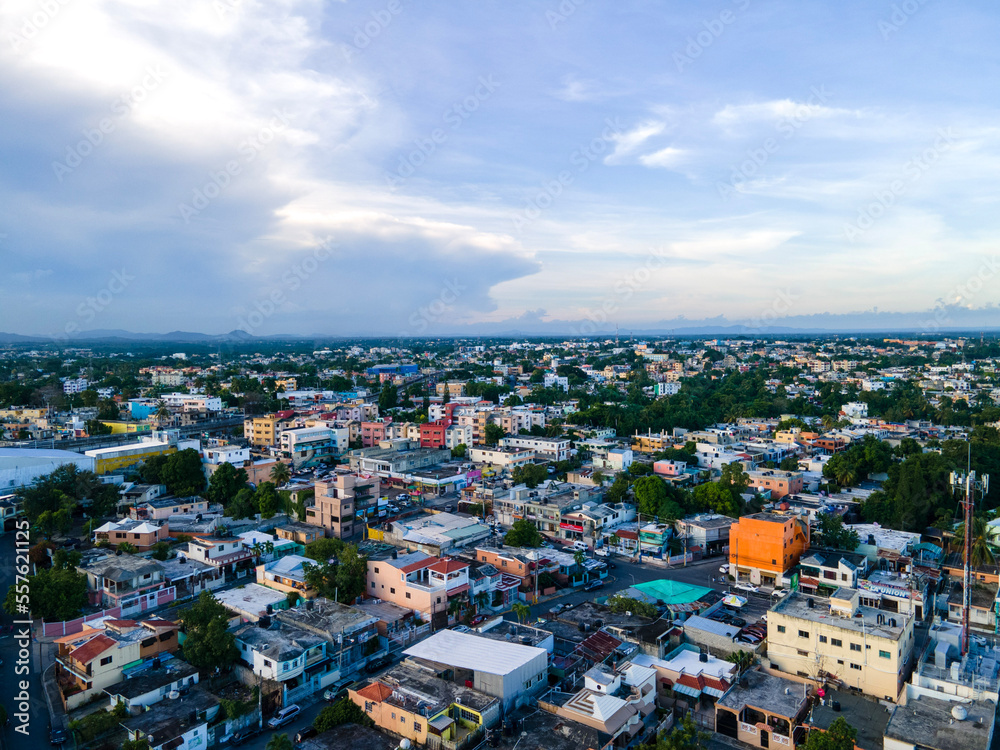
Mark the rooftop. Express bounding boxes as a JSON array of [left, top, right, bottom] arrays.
[[809, 689, 892, 750], [772, 591, 910, 640], [403, 629, 547, 676], [299, 724, 406, 750], [214, 583, 287, 619], [122, 688, 219, 744], [276, 597, 377, 636], [106, 658, 199, 701], [234, 621, 325, 662], [885, 695, 996, 750], [367, 662, 499, 714], [80, 553, 164, 582], [717, 670, 808, 720]]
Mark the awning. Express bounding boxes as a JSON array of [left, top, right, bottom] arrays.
[[672, 683, 702, 698], [429, 715, 455, 731], [703, 685, 728, 698]]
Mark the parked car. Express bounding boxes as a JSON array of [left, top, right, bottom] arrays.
[[719, 563, 729, 574], [727, 616, 747, 628], [549, 603, 566, 616], [452, 624, 471, 633], [738, 632, 763, 644], [734, 583, 759, 594], [365, 654, 393, 673], [295, 727, 319, 745], [584, 579, 604, 591], [49, 729, 67, 746], [387, 504, 400, 514], [229, 726, 261, 745], [771, 589, 788, 599], [470, 614, 488, 626], [267, 704, 301, 729]]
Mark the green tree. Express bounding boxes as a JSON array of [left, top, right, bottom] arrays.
[[512, 602, 531, 623], [270, 461, 291, 486], [643, 714, 708, 750], [228, 487, 257, 519], [255, 482, 280, 519], [605, 474, 631, 504], [813, 513, 861, 551], [160, 448, 207, 496], [266, 733, 294, 750], [117, 541, 138, 554], [607, 594, 658, 619], [802, 717, 857, 750], [504, 519, 542, 547], [178, 591, 239, 671], [484, 422, 506, 445], [779, 456, 800, 471], [451, 443, 467, 458], [633, 476, 668, 517], [4, 565, 88, 621], [150, 541, 171, 560], [314, 697, 374, 732], [305, 537, 345, 562], [378, 383, 398, 412], [511, 463, 548, 488], [207, 461, 248, 506], [953, 515, 996, 568]]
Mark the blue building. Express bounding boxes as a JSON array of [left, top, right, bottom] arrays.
[[366, 363, 419, 377]]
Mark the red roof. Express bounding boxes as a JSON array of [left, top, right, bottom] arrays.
[[428, 559, 468, 574], [357, 682, 393, 702], [617, 529, 639, 540], [68, 634, 116, 664], [104, 619, 138, 627], [399, 556, 438, 574]]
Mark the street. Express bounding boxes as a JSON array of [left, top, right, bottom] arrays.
[[235, 699, 326, 750]]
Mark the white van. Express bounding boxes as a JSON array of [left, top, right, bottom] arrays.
[[571, 541, 588, 551]]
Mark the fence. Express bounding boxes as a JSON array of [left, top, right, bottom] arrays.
[[387, 622, 432, 650], [42, 586, 176, 637]]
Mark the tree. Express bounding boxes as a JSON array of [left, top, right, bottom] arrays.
[[813, 513, 861, 551], [505, 519, 542, 547], [378, 383, 398, 412], [451, 443, 467, 458], [178, 591, 239, 671], [953, 515, 996, 568], [511, 463, 548, 489], [512, 602, 531, 623], [160, 448, 207, 496], [228, 487, 257, 520], [633, 476, 668, 517], [779, 456, 800, 471], [802, 717, 857, 750], [4, 565, 88, 621], [270, 461, 291, 486], [150, 541, 171, 560], [305, 537, 345, 562], [207, 461, 248, 506], [117, 541, 138, 554], [643, 714, 708, 750], [266, 734, 294, 750], [605, 474, 631, 504], [484, 422, 506, 445], [255, 482, 280, 519], [314, 697, 374, 732], [607, 594, 658, 619]]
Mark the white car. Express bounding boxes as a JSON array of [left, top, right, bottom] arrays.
[[719, 563, 729, 574], [734, 583, 759, 594], [267, 704, 301, 729]]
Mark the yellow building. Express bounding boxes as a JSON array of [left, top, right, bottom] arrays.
[[767, 589, 915, 701], [244, 414, 280, 448], [84, 441, 175, 474], [99, 421, 153, 435], [631, 431, 673, 453]]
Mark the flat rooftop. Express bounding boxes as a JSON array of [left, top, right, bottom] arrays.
[[214, 583, 287, 618], [122, 688, 218, 744], [810, 690, 891, 750], [772, 592, 909, 640], [717, 670, 808, 719], [107, 659, 199, 701], [371, 663, 498, 714], [885, 695, 995, 750], [403, 629, 546, 676]]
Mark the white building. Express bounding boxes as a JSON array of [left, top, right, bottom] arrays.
[[498, 435, 571, 462], [543, 373, 569, 391], [0, 448, 96, 491], [63, 377, 89, 394], [159, 393, 223, 412], [202, 445, 250, 466], [655, 382, 681, 397]]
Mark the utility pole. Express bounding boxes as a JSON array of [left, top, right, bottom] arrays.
[[950, 443, 989, 655]]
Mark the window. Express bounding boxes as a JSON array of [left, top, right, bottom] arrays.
[[798, 630, 809, 639], [797, 649, 809, 656], [879, 650, 891, 659], [390, 588, 395, 594], [818, 635, 827, 643], [850, 663, 862, 671], [371, 581, 375, 589], [406, 592, 411, 599], [100, 656, 113, 666], [777, 625, 786, 634], [831, 638, 842, 648], [374, 567, 379, 574], [850, 643, 861, 652], [414, 722, 422, 731]]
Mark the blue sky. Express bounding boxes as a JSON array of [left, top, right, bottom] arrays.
[[2, 0, 1000, 337]]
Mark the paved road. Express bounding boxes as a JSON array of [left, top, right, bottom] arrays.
[[233, 698, 327, 750]]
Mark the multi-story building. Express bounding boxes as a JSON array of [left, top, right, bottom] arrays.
[[129, 494, 209, 521], [93, 519, 169, 551], [674, 514, 736, 557], [244, 414, 281, 449], [183, 536, 256, 581], [81, 554, 167, 608], [121, 688, 219, 750], [797, 549, 869, 597], [469, 447, 537, 471], [201, 444, 251, 467], [446, 423, 473, 449], [366, 551, 470, 626], [307, 471, 380, 539], [280, 426, 338, 467], [63, 377, 89, 394], [729, 512, 810, 587], [85, 441, 176, 475], [256, 554, 318, 599], [498, 436, 571, 462], [746, 470, 804, 500], [767, 589, 915, 700]]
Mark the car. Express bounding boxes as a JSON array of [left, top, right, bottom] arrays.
[[229, 726, 261, 745], [365, 655, 393, 673], [267, 704, 301, 729], [49, 729, 68, 746], [734, 583, 759, 594], [295, 727, 319, 744], [738, 633, 763, 644], [728, 616, 747, 628], [771, 589, 788, 599], [452, 624, 471, 633], [444, 504, 455, 512], [470, 614, 488, 626], [387, 504, 400, 514], [719, 563, 730, 574], [540, 540, 554, 549], [584, 579, 604, 591], [323, 681, 359, 702]]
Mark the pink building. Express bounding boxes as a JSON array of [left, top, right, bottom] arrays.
[[653, 459, 686, 477], [366, 551, 469, 627]]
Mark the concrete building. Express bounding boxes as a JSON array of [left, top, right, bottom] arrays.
[[86, 441, 175, 475], [244, 414, 282, 448], [498, 436, 571, 462], [767, 589, 915, 701], [747, 470, 804, 500], [256, 554, 318, 599], [281, 426, 339, 468], [121, 687, 219, 750], [0, 448, 96, 491], [715, 669, 809, 749], [403, 629, 549, 710], [307, 471, 380, 539], [81, 554, 166, 608], [675, 514, 736, 557], [366, 551, 470, 626], [729, 513, 810, 587], [883, 694, 995, 750], [93, 519, 169, 551]]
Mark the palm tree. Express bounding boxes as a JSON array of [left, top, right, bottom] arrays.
[[153, 400, 170, 426], [953, 516, 996, 568], [512, 602, 531, 624], [833, 463, 857, 488], [266, 734, 293, 750], [821, 414, 836, 431], [270, 461, 291, 486], [474, 591, 489, 612]]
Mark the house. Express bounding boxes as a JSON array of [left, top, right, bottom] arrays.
[[403, 629, 548, 710], [238, 530, 303, 561], [275, 521, 324, 546], [366, 551, 470, 626], [729, 513, 809, 587], [81, 554, 166, 608], [54, 617, 180, 709], [93, 519, 169, 551], [715, 669, 809, 749], [158, 554, 225, 599], [121, 687, 220, 750], [216, 583, 291, 624], [797, 548, 869, 597], [498, 436, 571, 462], [767, 589, 915, 701], [674, 514, 735, 557], [632, 645, 736, 708], [184, 536, 256, 581], [117, 482, 166, 512], [105, 653, 199, 711], [883, 694, 996, 750], [746, 470, 804, 500], [256, 554, 319, 599], [308, 471, 380, 539], [276, 597, 383, 681], [128, 495, 210, 522], [378, 512, 491, 556], [233, 621, 328, 701], [350, 663, 500, 749]]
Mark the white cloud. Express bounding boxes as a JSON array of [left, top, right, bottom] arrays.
[[604, 120, 667, 164], [639, 146, 688, 169]]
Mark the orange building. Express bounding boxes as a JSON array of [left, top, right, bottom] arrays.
[[729, 512, 809, 587]]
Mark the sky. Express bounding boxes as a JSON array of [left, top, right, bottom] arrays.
[[2, 0, 1000, 338]]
